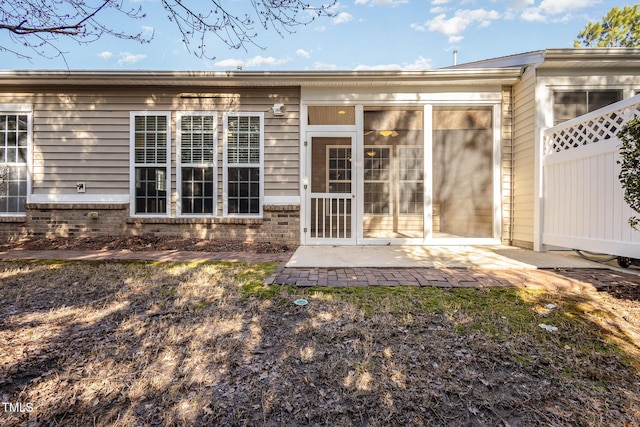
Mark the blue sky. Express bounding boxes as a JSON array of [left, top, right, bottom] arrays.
[[2, 0, 625, 70]]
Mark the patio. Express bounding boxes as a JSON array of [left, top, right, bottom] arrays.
[[285, 245, 607, 269], [266, 245, 637, 288]]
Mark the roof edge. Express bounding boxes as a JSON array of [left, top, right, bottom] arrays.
[[445, 50, 545, 69], [451, 47, 640, 70], [543, 47, 640, 60], [0, 68, 523, 87]]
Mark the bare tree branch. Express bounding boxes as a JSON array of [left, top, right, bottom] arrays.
[[0, 0, 337, 63], [0, 0, 111, 35]]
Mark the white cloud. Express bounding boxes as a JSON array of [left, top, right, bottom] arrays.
[[410, 23, 426, 32], [430, 7, 448, 14], [431, 0, 451, 5], [519, 0, 599, 23], [325, 2, 355, 25], [326, 1, 346, 15], [520, 8, 546, 22], [313, 62, 339, 70], [425, 9, 500, 43], [118, 52, 146, 65], [509, 0, 534, 8], [538, 0, 598, 15], [333, 12, 353, 24], [354, 63, 401, 71], [353, 56, 432, 71], [215, 55, 291, 69], [355, 0, 409, 6], [296, 49, 311, 58], [403, 56, 433, 70], [98, 50, 147, 65]]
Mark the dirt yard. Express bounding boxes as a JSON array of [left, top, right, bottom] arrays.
[[1, 247, 639, 425]]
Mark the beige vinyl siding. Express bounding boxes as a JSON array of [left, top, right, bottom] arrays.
[[511, 67, 536, 248], [0, 87, 300, 212], [35, 104, 130, 194], [263, 118, 300, 197]]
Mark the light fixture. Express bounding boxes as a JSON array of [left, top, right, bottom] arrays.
[[379, 130, 398, 137], [366, 150, 377, 157], [338, 110, 346, 115], [271, 103, 286, 116]]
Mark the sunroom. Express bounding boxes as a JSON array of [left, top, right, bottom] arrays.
[[299, 72, 518, 246]]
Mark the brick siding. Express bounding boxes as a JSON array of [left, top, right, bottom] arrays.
[[0, 203, 300, 246]]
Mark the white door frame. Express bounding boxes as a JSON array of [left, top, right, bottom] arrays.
[[303, 131, 358, 245]]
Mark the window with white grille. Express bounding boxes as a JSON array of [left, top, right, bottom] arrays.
[[130, 112, 170, 215], [363, 146, 390, 214], [177, 113, 217, 215], [224, 113, 263, 216], [327, 146, 352, 194], [0, 114, 29, 214]]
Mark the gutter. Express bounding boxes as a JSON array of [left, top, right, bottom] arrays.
[[538, 47, 640, 70], [0, 68, 523, 88]]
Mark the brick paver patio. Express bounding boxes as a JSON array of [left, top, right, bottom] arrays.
[[265, 265, 640, 293]]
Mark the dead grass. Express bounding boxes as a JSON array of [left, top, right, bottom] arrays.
[[1, 260, 639, 426]]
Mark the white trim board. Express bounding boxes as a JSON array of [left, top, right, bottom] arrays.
[[29, 194, 129, 203], [264, 196, 300, 205]]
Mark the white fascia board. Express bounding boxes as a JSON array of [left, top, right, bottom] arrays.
[[0, 68, 522, 88]]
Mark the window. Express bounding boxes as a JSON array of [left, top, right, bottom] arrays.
[[177, 113, 217, 215], [327, 146, 352, 193], [0, 113, 29, 215], [130, 112, 170, 215], [363, 146, 390, 214], [397, 146, 424, 215], [553, 90, 622, 125], [224, 113, 263, 216]]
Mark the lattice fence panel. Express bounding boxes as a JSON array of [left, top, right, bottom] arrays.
[[544, 102, 640, 155]]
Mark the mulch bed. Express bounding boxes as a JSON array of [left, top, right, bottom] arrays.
[[0, 236, 292, 254]]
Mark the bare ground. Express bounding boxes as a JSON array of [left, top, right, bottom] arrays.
[[0, 251, 639, 425]]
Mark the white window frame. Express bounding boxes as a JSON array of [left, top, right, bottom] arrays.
[[129, 111, 171, 217], [326, 145, 353, 194], [552, 89, 623, 126], [223, 112, 264, 217], [363, 144, 392, 216], [396, 145, 425, 216], [176, 111, 218, 217], [0, 104, 32, 217]]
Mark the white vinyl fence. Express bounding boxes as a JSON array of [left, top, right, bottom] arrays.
[[542, 95, 640, 258]]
